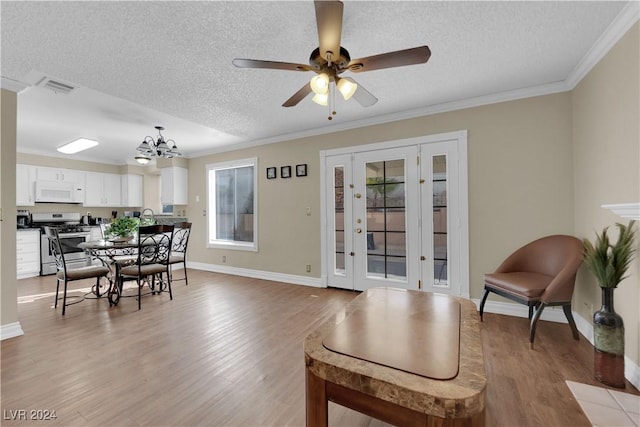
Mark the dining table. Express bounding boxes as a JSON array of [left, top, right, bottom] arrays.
[[78, 239, 141, 305]]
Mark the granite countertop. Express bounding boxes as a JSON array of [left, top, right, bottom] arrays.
[[154, 217, 188, 226], [304, 288, 486, 420]]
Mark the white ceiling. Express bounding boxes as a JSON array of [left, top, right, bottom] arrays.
[[0, 1, 634, 165]]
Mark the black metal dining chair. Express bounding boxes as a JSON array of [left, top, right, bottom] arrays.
[[48, 227, 111, 315], [168, 222, 192, 285], [115, 224, 174, 310]]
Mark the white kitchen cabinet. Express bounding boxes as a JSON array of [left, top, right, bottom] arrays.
[[35, 166, 85, 203], [84, 172, 122, 207], [161, 166, 188, 205], [16, 164, 36, 206], [121, 174, 143, 207], [17, 229, 41, 279], [36, 166, 84, 185]]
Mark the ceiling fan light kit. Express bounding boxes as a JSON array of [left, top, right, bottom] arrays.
[[135, 125, 182, 164], [336, 77, 357, 100], [310, 74, 330, 94], [312, 92, 329, 106], [232, 0, 431, 120]]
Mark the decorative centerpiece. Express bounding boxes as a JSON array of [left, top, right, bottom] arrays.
[[105, 217, 139, 242], [583, 220, 636, 388]]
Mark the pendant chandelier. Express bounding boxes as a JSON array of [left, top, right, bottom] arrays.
[[135, 126, 182, 165]]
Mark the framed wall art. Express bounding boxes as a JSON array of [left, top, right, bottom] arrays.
[[281, 165, 292, 178], [266, 167, 277, 179], [296, 164, 308, 177]]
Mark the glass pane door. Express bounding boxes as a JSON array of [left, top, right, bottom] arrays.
[[365, 159, 407, 280], [420, 141, 462, 296], [324, 155, 354, 290], [354, 146, 419, 291], [323, 132, 467, 296]]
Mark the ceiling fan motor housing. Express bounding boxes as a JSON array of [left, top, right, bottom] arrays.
[[309, 46, 352, 74]]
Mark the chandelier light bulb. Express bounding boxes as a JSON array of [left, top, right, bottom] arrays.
[[135, 155, 151, 165]]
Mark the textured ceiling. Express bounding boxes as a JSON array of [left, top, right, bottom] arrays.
[[0, 1, 632, 165]]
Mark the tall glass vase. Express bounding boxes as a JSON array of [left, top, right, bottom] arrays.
[[593, 287, 625, 388]]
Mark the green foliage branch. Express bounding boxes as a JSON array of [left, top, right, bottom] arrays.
[[105, 217, 140, 238], [583, 220, 636, 289]]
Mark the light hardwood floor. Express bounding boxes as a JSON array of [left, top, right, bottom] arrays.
[[2, 270, 638, 426]]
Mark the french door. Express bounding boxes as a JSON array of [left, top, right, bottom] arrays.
[[322, 132, 468, 296]]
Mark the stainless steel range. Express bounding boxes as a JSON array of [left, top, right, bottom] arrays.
[[32, 213, 91, 275]]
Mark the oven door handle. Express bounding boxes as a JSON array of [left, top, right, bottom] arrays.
[[58, 233, 90, 238]]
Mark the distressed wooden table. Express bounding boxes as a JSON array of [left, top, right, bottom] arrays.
[[304, 287, 486, 426]]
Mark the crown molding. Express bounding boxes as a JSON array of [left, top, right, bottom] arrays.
[[565, 1, 640, 89]]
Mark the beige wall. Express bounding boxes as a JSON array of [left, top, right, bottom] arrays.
[[188, 92, 575, 287], [573, 22, 640, 367], [1, 89, 18, 327]]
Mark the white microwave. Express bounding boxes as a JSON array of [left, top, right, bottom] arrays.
[[35, 180, 84, 204]]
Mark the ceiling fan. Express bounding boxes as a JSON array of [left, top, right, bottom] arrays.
[[232, 0, 431, 120]]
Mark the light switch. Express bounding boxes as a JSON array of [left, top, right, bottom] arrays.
[[306, 207, 311, 216]]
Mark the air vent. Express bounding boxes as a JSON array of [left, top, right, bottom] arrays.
[[34, 76, 75, 94]]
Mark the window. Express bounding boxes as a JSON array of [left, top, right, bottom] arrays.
[[207, 158, 257, 251]]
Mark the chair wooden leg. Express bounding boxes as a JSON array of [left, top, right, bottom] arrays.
[[62, 280, 69, 315], [529, 303, 546, 349], [479, 288, 490, 321], [166, 271, 173, 300], [54, 278, 60, 309], [183, 260, 188, 286], [562, 304, 580, 341]]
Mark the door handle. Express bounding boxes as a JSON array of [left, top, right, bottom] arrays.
[[355, 228, 362, 234], [354, 193, 362, 199]]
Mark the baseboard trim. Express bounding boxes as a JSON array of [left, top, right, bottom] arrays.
[[187, 261, 323, 288], [471, 299, 569, 323], [1, 322, 24, 341]]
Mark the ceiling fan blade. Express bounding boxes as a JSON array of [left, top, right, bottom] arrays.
[[314, 0, 343, 64], [232, 58, 311, 72], [347, 46, 431, 73], [282, 83, 313, 107], [345, 77, 378, 107]]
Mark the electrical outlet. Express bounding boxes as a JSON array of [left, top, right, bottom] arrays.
[[306, 264, 311, 273]]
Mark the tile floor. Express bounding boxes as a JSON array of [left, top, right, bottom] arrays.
[[566, 381, 640, 427]]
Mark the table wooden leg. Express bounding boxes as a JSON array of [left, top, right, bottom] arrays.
[[305, 367, 328, 427]]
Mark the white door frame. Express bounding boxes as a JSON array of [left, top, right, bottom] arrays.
[[320, 130, 469, 297]]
